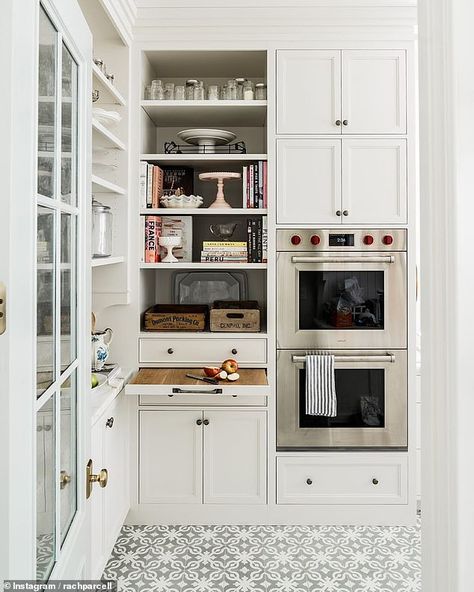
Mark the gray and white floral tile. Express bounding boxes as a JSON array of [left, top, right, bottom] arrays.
[[103, 522, 421, 592]]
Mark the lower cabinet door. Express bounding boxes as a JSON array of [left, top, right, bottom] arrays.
[[140, 410, 203, 504], [203, 410, 267, 504], [103, 395, 129, 550]]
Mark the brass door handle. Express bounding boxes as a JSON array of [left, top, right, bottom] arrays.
[[60, 470, 71, 490], [86, 459, 108, 499], [90, 469, 108, 488]]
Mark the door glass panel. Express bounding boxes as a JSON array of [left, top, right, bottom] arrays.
[[61, 214, 76, 370], [299, 270, 384, 330], [37, 207, 56, 396], [60, 371, 76, 544], [299, 368, 385, 428], [37, 7, 57, 199], [36, 397, 56, 581], [61, 45, 77, 205]]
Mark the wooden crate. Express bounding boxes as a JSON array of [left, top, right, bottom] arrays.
[[144, 304, 208, 331], [210, 300, 260, 333]]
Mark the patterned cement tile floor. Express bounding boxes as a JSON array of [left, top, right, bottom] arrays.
[[103, 521, 421, 592]]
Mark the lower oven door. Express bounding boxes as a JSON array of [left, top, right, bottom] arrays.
[[277, 349, 407, 449]]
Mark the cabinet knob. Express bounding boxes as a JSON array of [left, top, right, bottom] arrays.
[[105, 417, 114, 428], [196, 419, 203, 425], [343, 119, 349, 126], [306, 478, 313, 485], [372, 478, 379, 485], [335, 120, 341, 126], [203, 419, 210, 426], [336, 210, 342, 217], [167, 348, 174, 354], [343, 210, 349, 216], [231, 348, 238, 355]]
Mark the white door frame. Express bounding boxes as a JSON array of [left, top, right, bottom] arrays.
[[418, 0, 474, 590], [0, 0, 91, 580]]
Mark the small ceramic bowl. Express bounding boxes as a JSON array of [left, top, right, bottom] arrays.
[[160, 194, 204, 208]]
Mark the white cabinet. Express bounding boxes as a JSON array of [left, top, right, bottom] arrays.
[[277, 138, 341, 225], [139, 409, 267, 505], [204, 410, 266, 504], [342, 138, 407, 224], [342, 50, 407, 134], [90, 393, 130, 578], [277, 50, 341, 134], [140, 410, 202, 504], [277, 138, 407, 225], [277, 49, 407, 135]]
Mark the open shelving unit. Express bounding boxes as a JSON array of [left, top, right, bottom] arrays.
[[138, 49, 269, 335]]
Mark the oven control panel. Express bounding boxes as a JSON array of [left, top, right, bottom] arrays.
[[277, 229, 407, 252]]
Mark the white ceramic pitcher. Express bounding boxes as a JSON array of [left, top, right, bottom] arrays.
[[91, 327, 113, 371]]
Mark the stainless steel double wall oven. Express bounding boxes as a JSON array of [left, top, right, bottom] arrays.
[[276, 229, 408, 449]]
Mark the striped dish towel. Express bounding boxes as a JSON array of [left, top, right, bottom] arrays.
[[305, 353, 337, 417]]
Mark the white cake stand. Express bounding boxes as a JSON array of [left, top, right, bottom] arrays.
[[198, 172, 242, 209]]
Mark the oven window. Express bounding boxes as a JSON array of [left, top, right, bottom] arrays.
[[299, 368, 385, 428], [299, 270, 384, 330]]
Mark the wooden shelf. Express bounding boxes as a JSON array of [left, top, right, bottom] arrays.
[[140, 262, 266, 270], [141, 100, 267, 127], [92, 118, 126, 151], [92, 174, 126, 195], [140, 154, 267, 166], [140, 208, 266, 215], [92, 63, 126, 106], [91, 256, 125, 268], [129, 367, 268, 387]]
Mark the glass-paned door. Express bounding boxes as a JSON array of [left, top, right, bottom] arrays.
[[36, 3, 80, 580]]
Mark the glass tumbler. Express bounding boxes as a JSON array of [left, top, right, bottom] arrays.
[[243, 80, 255, 100], [175, 85, 185, 100], [226, 80, 237, 100], [207, 85, 219, 100], [150, 79, 164, 100], [164, 82, 175, 100]]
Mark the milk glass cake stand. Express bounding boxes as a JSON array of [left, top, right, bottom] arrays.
[[198, 172, 242, 208], [159, 236, 182, 263]]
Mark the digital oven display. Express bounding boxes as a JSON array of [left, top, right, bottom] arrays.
[[328, 234, 355, 247]]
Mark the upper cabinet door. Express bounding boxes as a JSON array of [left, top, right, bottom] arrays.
[[277, 50, 341, 134], [342, 139, 407, 224], [342, 50, 407, 134], [277, 138, 342, 225]]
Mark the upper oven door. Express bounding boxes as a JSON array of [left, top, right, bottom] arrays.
[[277, 251, 407, 349]]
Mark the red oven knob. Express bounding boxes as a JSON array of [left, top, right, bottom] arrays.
[[310, 235, 321, 246], [291, 235, 301, 246], [382, 235, 394, 246], [363, 235, 374, 245]]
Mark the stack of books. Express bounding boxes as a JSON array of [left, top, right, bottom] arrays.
[[201, 241, 248, 263], [242, 161, 267, 209], [142, 215, 193, 263], [247, 218, 268, 263]]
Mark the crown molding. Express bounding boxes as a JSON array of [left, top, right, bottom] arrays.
[[99, 0, 137, 45]]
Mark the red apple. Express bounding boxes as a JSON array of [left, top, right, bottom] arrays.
[[221, 359, 238, 374], [203, 366, 221, 377]]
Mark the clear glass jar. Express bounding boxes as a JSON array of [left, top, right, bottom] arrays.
[[235, 78, 246, 100], [243, 80, 254, 100], [207, 84, 219, 101], [150, 79, 164, 100], [220, 84, 228, 100], [92, 199, 113, 258], [185, 79, 198, 100], [144, 85, 151, 100], [255, 82, 267, 100], [194, 81, 205, 100], [175, 85, 185, 100], [164, 82, 175, 100], [226, 79, 237, 100]]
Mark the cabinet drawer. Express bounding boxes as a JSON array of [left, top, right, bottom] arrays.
[[277, 455, 407, 505], [139, 338, 267, 366]]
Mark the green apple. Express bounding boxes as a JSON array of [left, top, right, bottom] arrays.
[[91, 374, 99, 389]]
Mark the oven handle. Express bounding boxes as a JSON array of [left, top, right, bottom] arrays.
[[292, 353, 396, 364], [291, 256, 395, 264]]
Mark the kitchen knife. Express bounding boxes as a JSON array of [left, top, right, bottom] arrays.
[[185, 373, 219, 385]]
